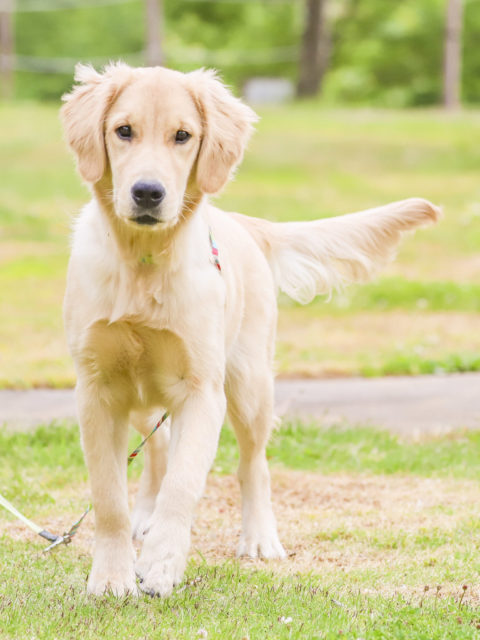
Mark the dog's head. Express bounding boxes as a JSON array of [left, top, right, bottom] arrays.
[[61, 62, 257, 229]]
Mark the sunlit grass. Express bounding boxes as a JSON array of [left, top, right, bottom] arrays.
[[2, 420, 480, 638], [2, 540, 479, 640], [3, 420, 480, 511]]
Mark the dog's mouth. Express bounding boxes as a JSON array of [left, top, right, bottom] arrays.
[[131, 214, 160, 226]]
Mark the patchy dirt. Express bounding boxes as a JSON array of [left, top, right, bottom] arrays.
[[277, 310, 480, 378], [196, 471, 480, 569], [3, 469, 480, 605]]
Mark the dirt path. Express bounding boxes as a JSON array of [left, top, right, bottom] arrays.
[[3, 470, 480, 602], [1, 373, 479, 434], [275, 373, 480, 435]]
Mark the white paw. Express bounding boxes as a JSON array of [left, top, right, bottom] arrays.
[[131, 498, 155, 542], [87, 568, 138, 597], [87, 539, 138, 597], [136, 550, 187, 597], [237, 528, 286, 559], [135, 522, 190, 597]]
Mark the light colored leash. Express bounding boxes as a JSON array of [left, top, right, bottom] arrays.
[[1, 226, 222, 552], [0, 411, 169, 552], [0, 492, 63, 544], [43, 410, 170, 552]]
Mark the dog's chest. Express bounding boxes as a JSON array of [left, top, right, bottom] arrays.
[[79, 262, 225, 408], [100, 252, 223, 329], [67, 213, 227, 408], [83, 319, 219, 408]]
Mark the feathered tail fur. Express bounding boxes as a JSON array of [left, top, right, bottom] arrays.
[[230, 198, 441, 304]]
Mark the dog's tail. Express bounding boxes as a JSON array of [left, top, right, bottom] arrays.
[[230, 198, 441, 304]]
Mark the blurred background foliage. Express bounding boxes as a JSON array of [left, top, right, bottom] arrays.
[[5, 0, 475, 106]]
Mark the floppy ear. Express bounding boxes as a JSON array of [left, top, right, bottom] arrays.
[[186, 69, 258, 194], [60, 62, 132, 183]]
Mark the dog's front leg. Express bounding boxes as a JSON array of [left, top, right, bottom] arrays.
[[76, 383, 137, 597], [136, 384, 226, 597]]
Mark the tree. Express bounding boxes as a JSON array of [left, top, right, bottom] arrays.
[[0, 0, 14, 100], [297, 0, 330, 97], [443, 0, 463, 108], [145, 0, 164, 67]]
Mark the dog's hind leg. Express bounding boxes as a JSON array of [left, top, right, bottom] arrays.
[[130, 411, 170, 541], [226, 361, 286, 560]]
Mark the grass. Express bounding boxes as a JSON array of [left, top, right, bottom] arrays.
[[2, 420, 480, 638], [1, 102, 480, 385], [276, 309, 480, 377], [282, 279, 480, 313], [2, 544, 480, 640], [4, 419, 480, 507]]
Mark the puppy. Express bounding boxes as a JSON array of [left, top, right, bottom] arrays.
[[61, 62, 440, 597]]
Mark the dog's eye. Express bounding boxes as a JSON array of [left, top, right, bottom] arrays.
[[116, 125, 132, 140], [175, 130, 191, 144]]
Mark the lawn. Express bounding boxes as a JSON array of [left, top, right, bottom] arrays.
[[2, 420, 480, 638], [1, 102, 480, 386]]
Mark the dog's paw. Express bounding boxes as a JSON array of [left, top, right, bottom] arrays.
[[87, 539, 138, 597], [131, 498, 155, 542], [136, 551, 187, 597], [87, 569, 139, 597], [237, 528, 286, 560]]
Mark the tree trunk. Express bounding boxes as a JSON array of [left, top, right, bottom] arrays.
[[0, 0, 14, 100], [145, 0, 164, 67], [443, 0, 463, 109], [297, 0, 329, 98]]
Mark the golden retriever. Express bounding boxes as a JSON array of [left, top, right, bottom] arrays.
[[60, 62, 440, 597]]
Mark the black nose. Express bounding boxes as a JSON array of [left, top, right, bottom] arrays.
[[131, 180, 166, 209]]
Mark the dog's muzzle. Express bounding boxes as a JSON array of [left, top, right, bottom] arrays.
[[130, 213, 161, 226], [130, 180, 166, 225]]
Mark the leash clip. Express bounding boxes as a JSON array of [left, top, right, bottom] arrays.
[[44, 534, 72, 553]]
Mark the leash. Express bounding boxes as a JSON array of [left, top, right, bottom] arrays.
[[1, 411, 170, 552], [1, 226, 223, 553], [43, 410, 170, 552], [0, 492, 62, 544]]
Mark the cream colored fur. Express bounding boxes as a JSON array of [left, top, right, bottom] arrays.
[[60, 62, 441, 598]]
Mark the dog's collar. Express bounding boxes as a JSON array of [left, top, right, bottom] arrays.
[[140, 227, 221, 272], [209, 228, 221, 272]]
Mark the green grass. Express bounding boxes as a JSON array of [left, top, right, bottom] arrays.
[[281, 279, 480, 314], [2, 420, 480, 638], [2, 540, 480, 640], [4, 420, 480, 510], [361, 351, 480, 376], [220, 421, 480, 478], [1, 102, 480, 385]]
